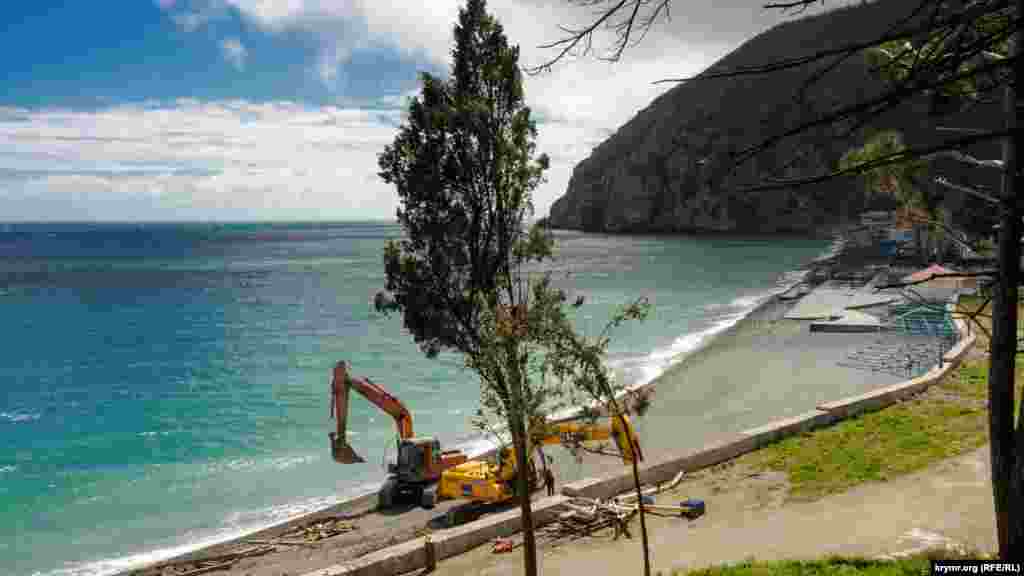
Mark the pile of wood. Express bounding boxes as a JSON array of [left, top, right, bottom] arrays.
[[537, 470, 697, 547], [245, 514, 359, 547], [282, 514, 359, 542], [551, 498, 639, 541]]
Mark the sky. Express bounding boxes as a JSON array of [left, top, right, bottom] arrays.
[[0, 0, 810, 222]]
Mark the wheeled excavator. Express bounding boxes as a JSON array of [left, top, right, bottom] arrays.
[[436, 414, 643, 514], [329, 361, 468, 509]]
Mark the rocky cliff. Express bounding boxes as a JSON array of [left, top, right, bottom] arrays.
[[547, 0, 997, 237]]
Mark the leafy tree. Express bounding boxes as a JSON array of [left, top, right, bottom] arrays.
[[839, 130, 943, 262], [375, 1, 649, 574], [537, 0, 1023, 560]]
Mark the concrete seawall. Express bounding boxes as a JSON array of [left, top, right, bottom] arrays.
[[301, 302, 977, 576]]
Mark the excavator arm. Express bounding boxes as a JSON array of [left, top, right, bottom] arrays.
[[330, 361, 414, 464], [438, 414, 644, 507], [534, 414, 644, 464]]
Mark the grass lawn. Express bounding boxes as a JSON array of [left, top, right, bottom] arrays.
[[673, 550, 990, 576]]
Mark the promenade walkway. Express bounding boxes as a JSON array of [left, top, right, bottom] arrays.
[[430, 446, 996, 575]]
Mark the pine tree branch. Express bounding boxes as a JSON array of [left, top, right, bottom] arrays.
[[935, 175, 1003, 204]]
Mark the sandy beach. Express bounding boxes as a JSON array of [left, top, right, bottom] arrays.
[[120, 248, 943, 576]]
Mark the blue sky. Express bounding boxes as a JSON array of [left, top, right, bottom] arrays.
[[0, 0, 797, 221], [1, 2, 433, 108]]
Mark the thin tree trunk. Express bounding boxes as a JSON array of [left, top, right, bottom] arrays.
[[1006, 2, 1024, 557], [989, 10, 1021, 557], [512, 420, 538, 576], [611, 406, 651, 576]]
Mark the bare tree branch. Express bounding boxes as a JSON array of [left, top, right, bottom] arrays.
[[793, 0, 938, 105], [651, 1, 1012, 84], [526, 0, 643, 73], [936, 175, 1003, 204], [932, 150, 1007, 169], [719, 45, 1019, 181], [936, 126, 995, 133], [763, 0, 825, 10], [897, 210, 989, 254]]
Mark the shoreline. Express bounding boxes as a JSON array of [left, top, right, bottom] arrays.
[[113, 239, 845, 576], [116, 239, 843, 573]]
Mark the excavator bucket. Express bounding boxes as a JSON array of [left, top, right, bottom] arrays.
[[330, 361, 365, 464], [330, 432, 365, 464]]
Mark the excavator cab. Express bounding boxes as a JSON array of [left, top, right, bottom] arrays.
[[391, 437, 441, 483]]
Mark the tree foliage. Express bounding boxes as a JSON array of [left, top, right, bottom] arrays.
[[376, 1, 649, 574], [840, 130, 928, 206]]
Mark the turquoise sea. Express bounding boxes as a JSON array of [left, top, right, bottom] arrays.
[[0, 222, 830, 576]]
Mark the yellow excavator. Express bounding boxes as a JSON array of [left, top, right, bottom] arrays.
[[329, 361, 468, 509], [437, 415, 643, 511]]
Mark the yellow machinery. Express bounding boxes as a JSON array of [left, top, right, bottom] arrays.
[[437, 415, 643, 507]]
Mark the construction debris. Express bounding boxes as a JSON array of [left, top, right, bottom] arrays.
[[492, 537, 518, 554], [537, 471, 705, 546], [275, 515, 359, 543], [242, 538, 320, 548]]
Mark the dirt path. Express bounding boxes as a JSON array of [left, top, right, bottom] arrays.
[[430, 445, 997, 575]]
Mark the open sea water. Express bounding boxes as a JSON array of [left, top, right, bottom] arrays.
[[0, 222, 830, 576]]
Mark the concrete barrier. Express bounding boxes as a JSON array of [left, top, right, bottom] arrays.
[[302, 496, 571, 576], [741, 409, 837, 448], [431, 495, 569, 559], [343, 536, 428, 576], [943, 329, 975, 363], [817, 376, 930, 419]]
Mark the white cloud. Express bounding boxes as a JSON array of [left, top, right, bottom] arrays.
[[24, 1, 839, 222], [0, 98, 608, 221], [215, 0, 806, 129], [220, 37, 248, 70], [173, 12, 205, 32], [167, 0, 231, 32]]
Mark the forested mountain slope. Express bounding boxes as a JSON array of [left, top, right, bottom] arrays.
[[547, 0, 999, 236]]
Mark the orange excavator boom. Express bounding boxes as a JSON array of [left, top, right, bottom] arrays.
[[330, 360, 413, 463]]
